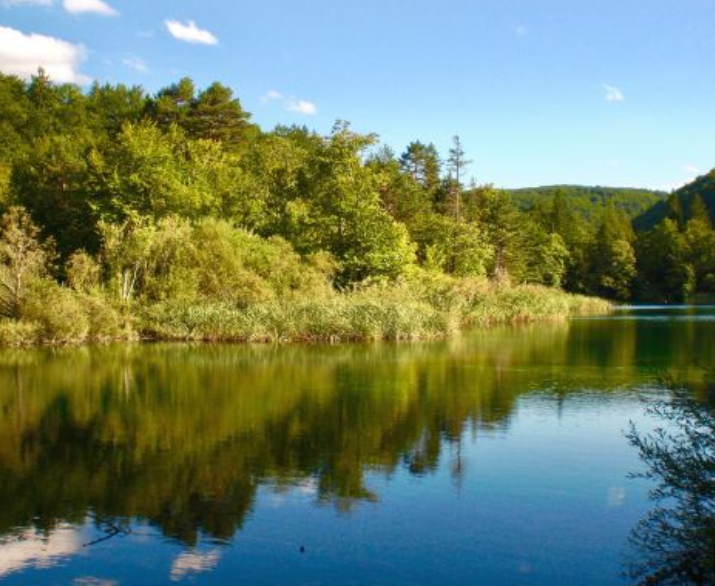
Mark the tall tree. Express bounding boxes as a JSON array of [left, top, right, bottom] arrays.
[[86, 82, 147, 136], [399, 141, 441, 195], [445, 136, 472, 221], [589, 203, 637, 300], [188, 82, 256, 148], [665, 192, 685, 229], [467, 186, 522, 281], [279, 123, 416, 284], [11, 134, 97, 257], [0, 207, 52, 318], [684, 195, 715, 293], [146, 77, 196, 130]]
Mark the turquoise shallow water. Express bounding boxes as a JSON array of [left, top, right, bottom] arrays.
[[0, 306, 712, 585]]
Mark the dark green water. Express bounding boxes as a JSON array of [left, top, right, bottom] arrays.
[[0, 306, 713, 585]]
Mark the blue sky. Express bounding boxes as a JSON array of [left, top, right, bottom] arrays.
[[1, 0, 714, 189]]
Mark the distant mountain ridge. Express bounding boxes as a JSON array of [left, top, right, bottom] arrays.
[[506, 185, 668, 219], [633, 169, 715, 231]]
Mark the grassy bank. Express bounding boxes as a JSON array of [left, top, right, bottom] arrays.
[[0, 273, 610, 346]]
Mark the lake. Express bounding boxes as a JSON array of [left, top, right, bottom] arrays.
[[0, 305, 713, 585]]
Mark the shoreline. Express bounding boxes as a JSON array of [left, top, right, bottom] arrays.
[[0, 283, 611, 348]]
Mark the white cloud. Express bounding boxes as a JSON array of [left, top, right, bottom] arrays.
[[261, 89, 284, 102], [0, 25, 89, 83], [122, 55, 148, 73], [262, 90, 318, 116], [603, 84, 625, 102], [63, 0, 118, 16], [2, 0, 53, 6], [165, 20, 218, 45], [285, 99, 317, 115]]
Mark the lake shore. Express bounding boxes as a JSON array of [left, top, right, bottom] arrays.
[[0, 278, 610, 347]]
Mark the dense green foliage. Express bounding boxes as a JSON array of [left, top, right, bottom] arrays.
[[18, 69, 715, 344], [509, 185, 667, 219], [633, 170, 715, 231]]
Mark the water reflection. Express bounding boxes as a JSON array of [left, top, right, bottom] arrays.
[[0, 525, 84, 579], [626, 381, 715, 585], [1, 330, 579, 546], [0, 309, 713, 584]]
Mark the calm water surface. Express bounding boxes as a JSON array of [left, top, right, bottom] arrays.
[[0, 306, 713, 585]]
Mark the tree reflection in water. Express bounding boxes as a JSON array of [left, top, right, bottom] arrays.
[[626, 384, 715, 586]]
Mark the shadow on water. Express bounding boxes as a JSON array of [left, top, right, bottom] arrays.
[[626, 377, 715, 585]]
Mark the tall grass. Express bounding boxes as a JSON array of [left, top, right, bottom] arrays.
[[0, 270, 610, 347], [138, 275, 610, 344]]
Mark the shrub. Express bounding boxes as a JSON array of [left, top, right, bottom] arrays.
[[66, 250, 102, 294], [23, 280, 90, 342], [0, 319, 40, 346], [83, 294, 132, 340]]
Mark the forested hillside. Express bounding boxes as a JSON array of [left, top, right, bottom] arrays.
[[630, 171, 715, 301], [0, 71, 711, 343], [634, 170, 715, 230], [509, 185, 666, 219]]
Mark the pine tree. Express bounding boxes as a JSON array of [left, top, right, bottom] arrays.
[[445, 136, 472, 221], [399, 141, 441, 195], [684, 195, 715, 292], [188, 82, 256, 148], [589, 203, 637, 300]]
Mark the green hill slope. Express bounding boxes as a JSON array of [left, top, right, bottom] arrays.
[[508, 185, 667, 219], [634, 170, 715, 231]]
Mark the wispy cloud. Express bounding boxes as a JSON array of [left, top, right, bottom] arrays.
[[122, 55, 148, 74], [165, 20, 218, 45], [261, 89, 284, 103], [0, 25, 89, 83], [661, 165, 701, 191], [63, 0, 118, 16], [603, 84, 625, 102], [285, 99, 317, 115], [684, 164, 699, 176], [262, 90, 318, 116], [515, 24, 527, 36]]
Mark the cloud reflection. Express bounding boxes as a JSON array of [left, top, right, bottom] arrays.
[[170, 548, 222, 582], [0, 525, 83, 578]]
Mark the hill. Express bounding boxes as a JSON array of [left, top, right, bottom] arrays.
[[633, 169, 715, 231], [507, 185, 667, 219]]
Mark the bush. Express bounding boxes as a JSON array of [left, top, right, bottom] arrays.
[[66, 250, 101, 294], [23, 280, 89, 342], [0, 319, 40, 346], [83, 294, 132, 340]]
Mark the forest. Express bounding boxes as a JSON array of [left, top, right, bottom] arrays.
[[0, 70, 712, 344]]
